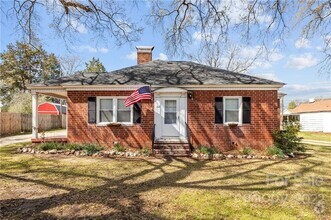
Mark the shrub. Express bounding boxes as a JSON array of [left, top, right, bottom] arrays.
[[140, 147, 151, 156], [113, 143, 126, 152], [37, 142, 65, 151], [197, 146, 217, 155], [267, 146, 284, 157], [82, 143, 104, 155], [66, 143, 83, 151], [272, 122, 305, 154], [242, 147, 252, 155]]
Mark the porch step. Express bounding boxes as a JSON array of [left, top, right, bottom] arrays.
[[153, 140, 191, 157]]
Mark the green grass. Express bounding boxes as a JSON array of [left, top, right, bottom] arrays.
[[0, 142, 330, 219], [299, 132, 331, 142]]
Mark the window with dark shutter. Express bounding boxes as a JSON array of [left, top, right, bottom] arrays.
[[243, 97, 251, 124], [215, 97, 223, 123], [133, 102, 142, 123], [88, 97, 96, 124]]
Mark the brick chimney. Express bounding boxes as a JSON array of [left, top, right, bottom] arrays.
[[136, 46, 154, 64]]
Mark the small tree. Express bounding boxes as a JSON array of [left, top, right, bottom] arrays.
[[272, 122, 305, 155], [84, 57, 106, 72], [288, 101, 297, 110], [7, 92, 46, 114], [0, 42, 61, 109]]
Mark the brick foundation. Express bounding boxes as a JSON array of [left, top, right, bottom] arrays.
[[67, 90, 280, 151]]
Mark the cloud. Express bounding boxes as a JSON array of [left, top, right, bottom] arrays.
[[283, 82, 331, 101], [126, 51, 137, 60], [269, 51, 284, 62], [253, 73, 280, 82], [294, 38, 310, 49], [77, 46, 109, 53], [157, 53, 168, 60], [286, 53, 318, 70], [69, 18, 87, 34]]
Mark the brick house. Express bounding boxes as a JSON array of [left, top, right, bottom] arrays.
[[28, 46, 284, 155]]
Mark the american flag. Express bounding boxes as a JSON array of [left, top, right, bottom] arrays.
[[125, 86, 152, 107]]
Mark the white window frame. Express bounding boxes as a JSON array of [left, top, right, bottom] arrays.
[[223, 96, 243, 126], [96, 96, 133, 125]]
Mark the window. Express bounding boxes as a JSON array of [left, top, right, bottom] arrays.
[[117, 99, 131, 123], [223, 97, 242, 125], [97, 97, 133, 124], [164, 100, 177, 124], [100, 99, 113, 123]]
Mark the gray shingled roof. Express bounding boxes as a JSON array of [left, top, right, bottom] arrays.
[[32, 60, 284, 86]]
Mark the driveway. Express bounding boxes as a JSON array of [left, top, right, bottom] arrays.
[[0, 129, 67, 147]]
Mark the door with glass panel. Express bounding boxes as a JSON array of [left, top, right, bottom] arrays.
[[161, 99, 180, 137]]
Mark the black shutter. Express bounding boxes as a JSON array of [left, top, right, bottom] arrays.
[[133, 102, 142, 123], [88, 97, 96, 124], [243, 97, 251, 124], [215, 97, 223, 124]]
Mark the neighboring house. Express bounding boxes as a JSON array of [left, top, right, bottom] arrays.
[[291, 99, 331, 133], [28, 46, 284, 155], [38, 102, 66, 115]]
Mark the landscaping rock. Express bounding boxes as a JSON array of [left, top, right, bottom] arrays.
[[49, 149, 57, 154], [80, 151, 87, 156], [70, 150, 75, 154], [17, 148, 23, 153], [22, 148, 28, 153], [57, 150, 64, 154], [74, 151, 80, 156], [227, 154, 234, 159], [288, 153, 295, 158], [191, 153, 199, 159], [31, 149, 35, 154], [247, 155, 252, 159], [237, 155, 243, 159], [213, 154, 221, 159], [65, 151, 70, 155]]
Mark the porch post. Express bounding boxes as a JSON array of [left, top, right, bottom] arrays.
[[32, 91, 38, 139]]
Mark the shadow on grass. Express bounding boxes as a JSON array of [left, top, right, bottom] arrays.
[[0, 145, 326, 219]]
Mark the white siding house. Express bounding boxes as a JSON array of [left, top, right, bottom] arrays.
[[291, 99, 331, 133]]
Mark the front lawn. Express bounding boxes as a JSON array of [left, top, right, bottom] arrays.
[[0, 143, 330, 219], [299, 131, 331, 142]]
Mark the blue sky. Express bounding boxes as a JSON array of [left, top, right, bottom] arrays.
[[1, 1, 331, 107]]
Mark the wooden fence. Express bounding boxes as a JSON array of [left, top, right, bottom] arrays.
[[0, 112, 66, 137]]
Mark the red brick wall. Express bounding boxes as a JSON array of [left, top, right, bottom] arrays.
[[187, 90, 280, 151], [137, 52, 152, 64], [67, 90, 280, 150], [67, 91, 154, 149]]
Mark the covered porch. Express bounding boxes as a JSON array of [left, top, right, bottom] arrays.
[[30, 87, 68, 143]]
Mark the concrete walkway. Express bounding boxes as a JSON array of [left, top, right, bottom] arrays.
[[0, 129, 66, 147], [302, 139, 331, 147]]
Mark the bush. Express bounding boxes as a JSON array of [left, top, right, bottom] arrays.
[[272, 122, 305, 154], [113, 143, 126, 152], [242, 147, 252, 155], [267, 146, 284, 157], [36, 142, 104, 155], [37, 142, 65, 151], [82, 143, 104, 155], [140, 147, 151, 156], [66, 143, 83, 151], [197, 146, 217, 155]]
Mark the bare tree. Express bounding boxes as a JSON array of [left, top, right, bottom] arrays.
[[3, 1, 331, 74], [59, 55, 83, 76], [5, 0, 143, 47], [150, 0, 331, 74]]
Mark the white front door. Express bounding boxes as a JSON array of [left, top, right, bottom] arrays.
[[161, 99, 180, 137], [154, 88, 187, 140]]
